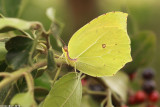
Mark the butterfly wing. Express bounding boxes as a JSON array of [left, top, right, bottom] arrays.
[[66, 12, 132, 77]]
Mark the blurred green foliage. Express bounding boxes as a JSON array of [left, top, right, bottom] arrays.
[[0, 0, 160, 106]]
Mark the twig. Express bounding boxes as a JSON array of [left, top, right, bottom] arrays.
[[24, 72, 34, 93], [24, 72, 37, 107], [29, 30, 41, 65], [112, 91, 123, 103], [52, 64, 62, 85], [106, 89, 114, 107], [0, 51, 67, 91], [0, 61, 47, 91], [80, 74, 86, 79], [101, 97, 107, 107], [0, 72, 11, 77], [83, 87, 107, 96]]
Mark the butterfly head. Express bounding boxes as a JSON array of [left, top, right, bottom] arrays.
[[63, 46, 68, 52]]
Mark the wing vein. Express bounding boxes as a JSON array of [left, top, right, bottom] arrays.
[[77, 59, 118, 70], [75, 31, 107, 58]]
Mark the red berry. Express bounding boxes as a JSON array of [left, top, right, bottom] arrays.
[[135, 91, 147, 103], [149, 91, 159, 102], [128, 95, 136, 105], [129, 72, 136, 81], [81, 79, 87, 86]]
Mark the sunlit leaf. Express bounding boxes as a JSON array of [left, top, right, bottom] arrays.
[[0, 18, 38, 33], [43, 72, 82, 107], [10, 92, 35, 107], [101, 71, 129, 102]]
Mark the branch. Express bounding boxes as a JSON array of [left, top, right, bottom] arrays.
[[0, 72, 11, 77], [0, 52, 67, 91], [24, 72, 34, 93], [0, 61, 47, 91], [24, 72, 37, 107]]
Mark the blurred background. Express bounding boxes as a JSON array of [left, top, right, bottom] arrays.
[[0, 0, 160, 106]]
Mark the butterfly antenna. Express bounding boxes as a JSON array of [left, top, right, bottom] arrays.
[[57, 36, 66, 47]]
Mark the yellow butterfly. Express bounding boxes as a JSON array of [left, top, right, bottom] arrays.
[[63, 12, 132, 77]]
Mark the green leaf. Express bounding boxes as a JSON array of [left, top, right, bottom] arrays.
[[46, 7, 64, 48], [0, 85, 17, 104], [47, 48, 56, 72], [124, 31, 156, 73], [101, 72, 129, 102], [50, 20, 64, 47], [10, 92, 35, 107], [0, 42, 7, 61], [0, 61, 7, 72], [5, 36, 33, 70], [81, 95, 99, 107], [43, 72, 82, 107], [0, 0, 29, 17], [34, 72, 51, 90], [0, 32, 16, 41], [0, 18, 38, 33], [32, 66, 47, 78], [0, 0, 21, 17], [39, 101, 44, 107], [34, 87, 49, 103]]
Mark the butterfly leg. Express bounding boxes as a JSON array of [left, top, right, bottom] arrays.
[[74, 63, 76, 72], [74, 63, 78, 77]]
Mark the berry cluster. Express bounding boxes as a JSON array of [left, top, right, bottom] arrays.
[[128, 68, 159, 106], [142, 68, 159, 106]]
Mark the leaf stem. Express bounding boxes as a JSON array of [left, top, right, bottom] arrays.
[[42, 32, 50, 49], [52, 64, 62, 85], [83, 87, 107, 96], [112, 91, 123, 104], [80, 74, 86, 79], [29, 30, 41, 65], [101, 97, 107, 107], [23, 71, 37, 107], [106, 89, 114, 107], [24, 72, 34, 93]]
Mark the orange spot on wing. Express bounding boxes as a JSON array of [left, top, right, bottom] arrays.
[[102, 44, 106, 48]]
